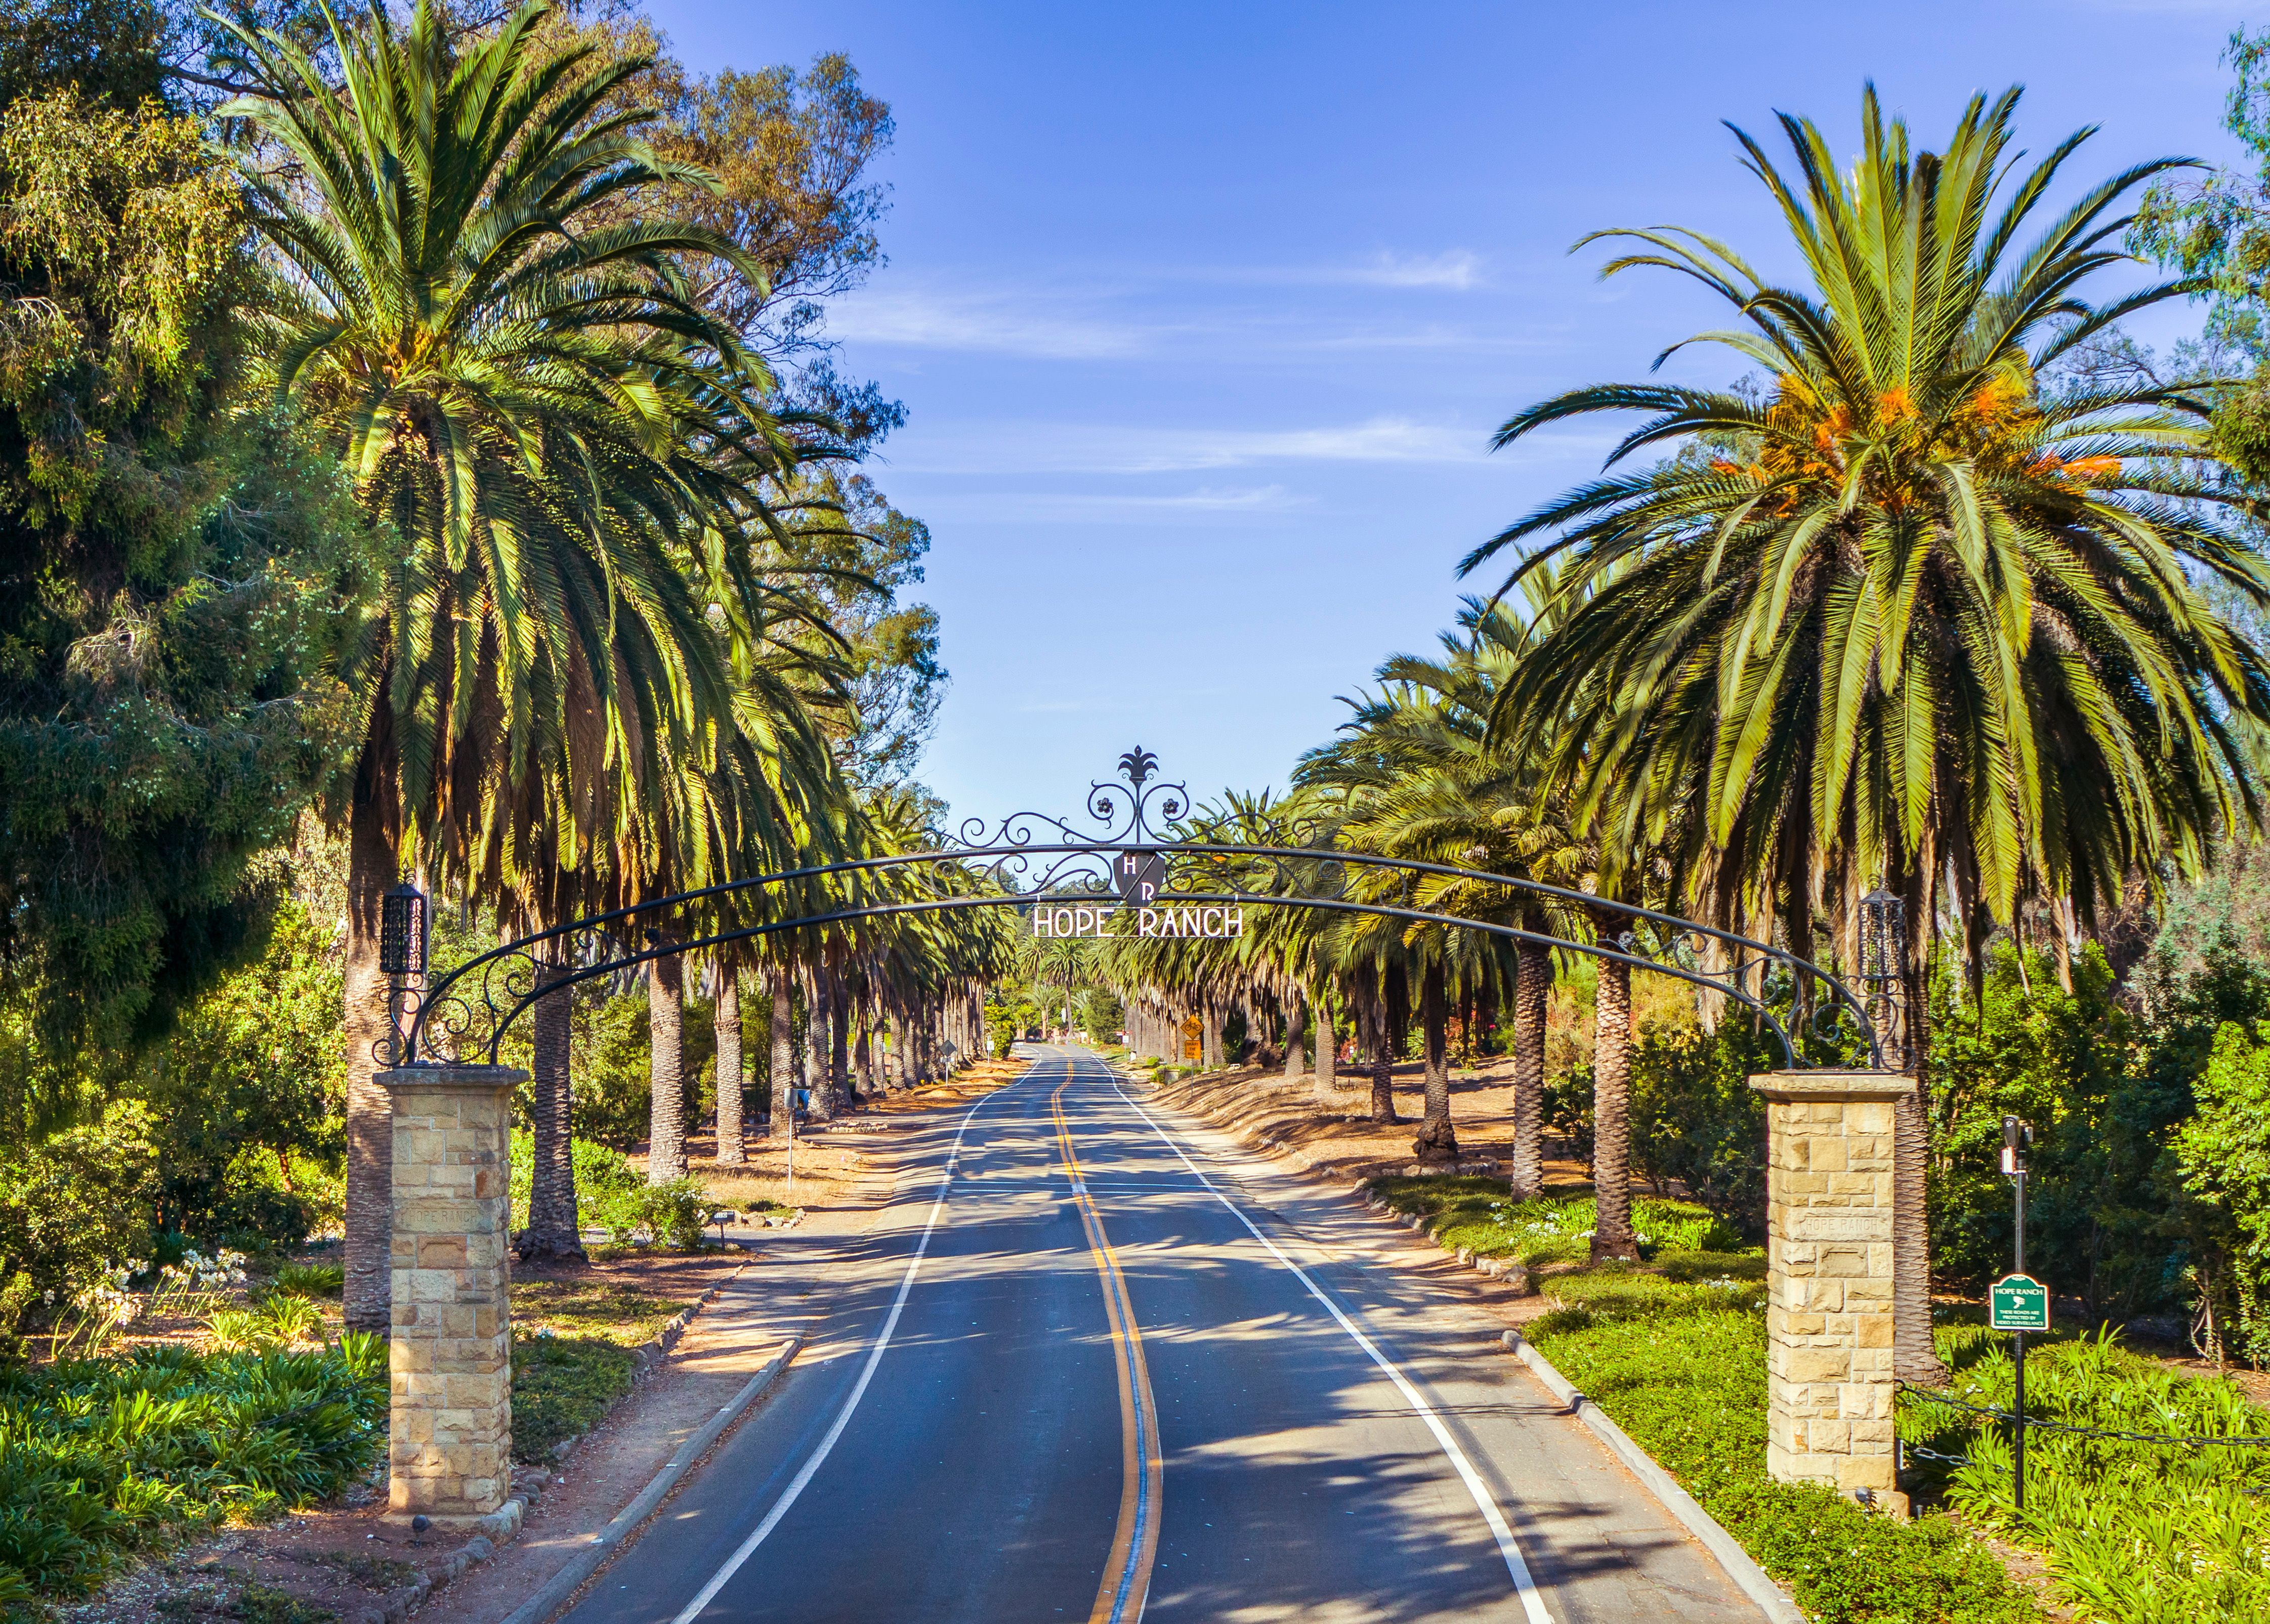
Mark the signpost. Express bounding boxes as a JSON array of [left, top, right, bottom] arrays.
[[1996, 1116, 2038, 1512]]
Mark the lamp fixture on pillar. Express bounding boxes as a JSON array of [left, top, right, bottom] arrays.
[[381, 883, 428, 1062], [1858, 887, 1907, 1070]]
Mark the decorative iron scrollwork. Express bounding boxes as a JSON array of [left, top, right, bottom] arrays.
[[392, 746, 1886, 1071]]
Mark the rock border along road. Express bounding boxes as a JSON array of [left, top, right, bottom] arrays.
[[552, 1050, 1762, 1623]]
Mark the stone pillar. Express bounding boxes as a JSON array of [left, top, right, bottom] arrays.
[[382, 1064, 526, 1530], [1748, 1069, 1915, 1504]]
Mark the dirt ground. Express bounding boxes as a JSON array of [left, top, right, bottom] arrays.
[[652, 1059, 1030, 1216], [1147, 1052, 1600, 1191]]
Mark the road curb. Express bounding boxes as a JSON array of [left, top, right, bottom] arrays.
[[1499, 1328, 1804, 1624], [496, 1328, 809, 1624]]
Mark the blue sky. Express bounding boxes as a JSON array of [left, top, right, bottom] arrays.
[[651, 0, 2250, 831]]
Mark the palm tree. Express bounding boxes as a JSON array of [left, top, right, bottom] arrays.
[[1479, 87, 2270, 1376], [219, 0, 797, 1325], [1297, 597, 1589, 1190]]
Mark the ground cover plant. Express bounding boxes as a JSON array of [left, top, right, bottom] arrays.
[[1900, 1326, 2270, 1622], [0, 1335, 386, 1601], [509, 1278, 707, 1462], [511, 1334, 638, 1464], [1524, 1262, 2043, 1623], [1365, 1175, 1744, 1266]]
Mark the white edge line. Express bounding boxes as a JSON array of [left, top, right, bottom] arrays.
[[498, 1329, 807, 1624], [1102, 1066, 1557, 1624], [664, 1077, 1017, 1624]]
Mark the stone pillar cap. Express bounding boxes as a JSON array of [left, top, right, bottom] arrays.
[[379, 1063, 529, 1091], [1748, 1069, 1918, 1102]]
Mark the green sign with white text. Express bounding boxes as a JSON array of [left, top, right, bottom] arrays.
[[1990, 1272, 2050, 1332]]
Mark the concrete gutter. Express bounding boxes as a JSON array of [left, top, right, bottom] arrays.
[[497, 1329, 808, 1624], [1500, 1328, 1805, 1624]]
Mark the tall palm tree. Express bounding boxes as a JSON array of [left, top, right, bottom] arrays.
[[1298, 597, 1589, 1191], [1480, 86, 2270, 1377], [219, 0, 797, 1325]]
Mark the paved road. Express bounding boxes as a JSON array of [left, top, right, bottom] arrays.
[[558, 1051, 1757, 1624]]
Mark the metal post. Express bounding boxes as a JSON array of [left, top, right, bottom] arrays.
[[2003, 1115, 2030, 1515]]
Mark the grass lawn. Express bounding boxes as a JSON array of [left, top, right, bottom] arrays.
[[1527, 1285, 2042, 1624]]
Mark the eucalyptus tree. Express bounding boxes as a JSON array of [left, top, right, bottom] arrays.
[[219, 0, 810, 1324], [1479, 87, 2270, 1371]]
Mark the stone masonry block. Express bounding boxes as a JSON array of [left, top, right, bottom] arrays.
[[380, 1065, 525, 1526], [1751, 1069, 1911, 1498]]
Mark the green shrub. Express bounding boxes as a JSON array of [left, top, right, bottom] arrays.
[[0, 1334, 385, 1597], [627, 1180, 712, 1250], [0, 1106, 159, 1307], [508, 1132, 646, 1240], [268, 1262, 342, 1300], [1630, 1021, 1776, 1236], [1901, 1328, 2270, 1621]]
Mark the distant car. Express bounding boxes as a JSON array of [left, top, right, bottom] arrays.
[[1023, 1026, 1041, 1040]]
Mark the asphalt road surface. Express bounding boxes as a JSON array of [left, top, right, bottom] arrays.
[[558, 1049, 1758, 1624]]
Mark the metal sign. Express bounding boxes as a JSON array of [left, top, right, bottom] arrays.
[[1030, 902, 1244, 939], [1113, 848, 1167, 905], [1990, 1273, 2049, 1332]]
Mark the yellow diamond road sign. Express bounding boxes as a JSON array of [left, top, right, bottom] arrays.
[[1990, 1272, 2050, 1332]]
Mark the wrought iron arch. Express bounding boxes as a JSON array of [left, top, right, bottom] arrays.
[[388, 748, 1887, 1071]]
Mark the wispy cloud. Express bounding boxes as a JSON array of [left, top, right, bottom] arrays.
[[916, 484, 1312, 525], [1196, 250, 1486, 290], [894, 417, 1482, 476], [1338, 250, 1483, 289], [824, 288, 1152, 358]]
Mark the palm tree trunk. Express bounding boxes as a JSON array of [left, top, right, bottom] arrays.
[[829, 970, 851, 1110], [806, 968, 835, 1120], [648, 941, 686, 1183], [1311, 992, 1338, 1106], [342, 777, 398, 1332], [1894, 851, 1949, 1384], [1281, 994, 1306, 1082], [1415, 961, 1458, 1162], [715, 967, 744, 1165], [519, 951, 584, 1259], [1511, 937, 1549, 1200], [767, 971, 793, 1135], [1366, 981, 1398, 1124], [1590, 927, 1640, 1263]]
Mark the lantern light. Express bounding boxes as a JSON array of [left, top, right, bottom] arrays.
[[380, 883, 428, 978], [1858, 888, 1905, 985]]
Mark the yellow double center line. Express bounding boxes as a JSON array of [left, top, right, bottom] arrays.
[[1052, 1069, 1162, 1624]]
